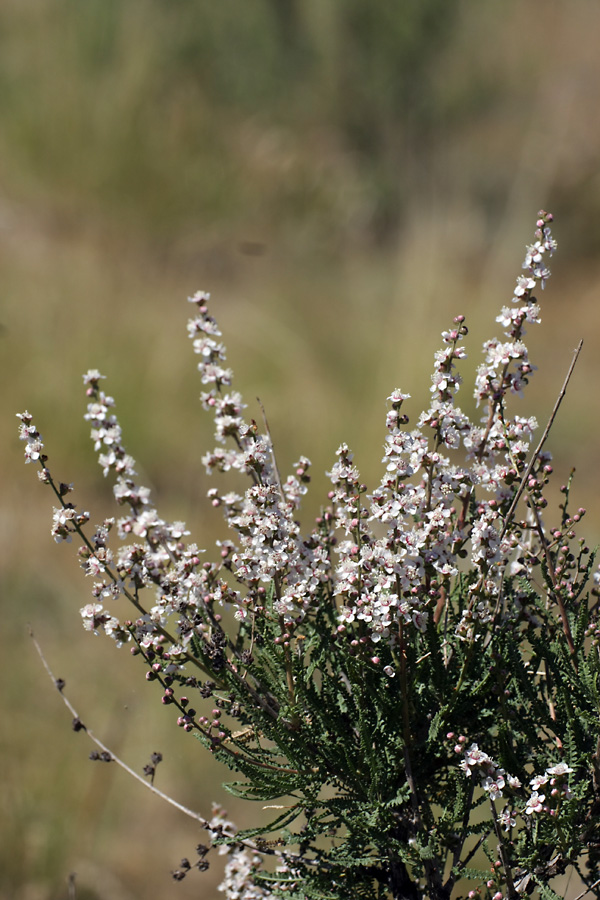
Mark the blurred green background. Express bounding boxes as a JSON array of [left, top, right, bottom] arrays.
[[3, 2, 600, 898]]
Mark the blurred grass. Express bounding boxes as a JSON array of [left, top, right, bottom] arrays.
[[3, 2, 600, 898]]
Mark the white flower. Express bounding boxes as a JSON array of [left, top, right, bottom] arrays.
[[546, 763, 573, 777], [483, 771, 506, 801], [497, 807, 516, 832], [525, 791, 545, 815], [529, 773, 549, 791]]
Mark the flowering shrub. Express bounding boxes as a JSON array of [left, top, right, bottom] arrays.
[[19, 212, 600, 900]]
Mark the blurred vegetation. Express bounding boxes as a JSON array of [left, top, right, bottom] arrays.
[[0, 0, 463, 251], [3, 2, 600, 898]]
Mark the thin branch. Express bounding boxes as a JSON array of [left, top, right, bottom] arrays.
[[30, 626, 331, 872], [446, 781, 476, 892], [450, 834, 486, 881], [257, 397, 284, 500], [494, 341, 582, 663], [489, 797, 517, 899], [529, 499, 577, 661], [500, 339, 583, 540], [571, 876, 600, 900], [29, 626, 209, 826]]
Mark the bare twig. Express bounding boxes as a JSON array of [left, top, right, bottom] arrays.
[[570, 876, 600, 900], [529, 499, 577, 661], [500, 339, 583, 540], [257, 397, 284, 500], [29, 626, 210, 827], [30, 627, 303, 839], [497, 341, 583, 664], [30, 626, 335, 872]]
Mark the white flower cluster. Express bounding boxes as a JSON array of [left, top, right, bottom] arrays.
[[328, 215, 557, 650], [16, 411, 45, 465], [18, 214, 567, 670], [20, 212, 591, 900], [460, 743, 522, 804], [186, 214, 558, 661], [525, 762, 574, 814], [460, 742, 573, 826], [188, 291, 330, 625]]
